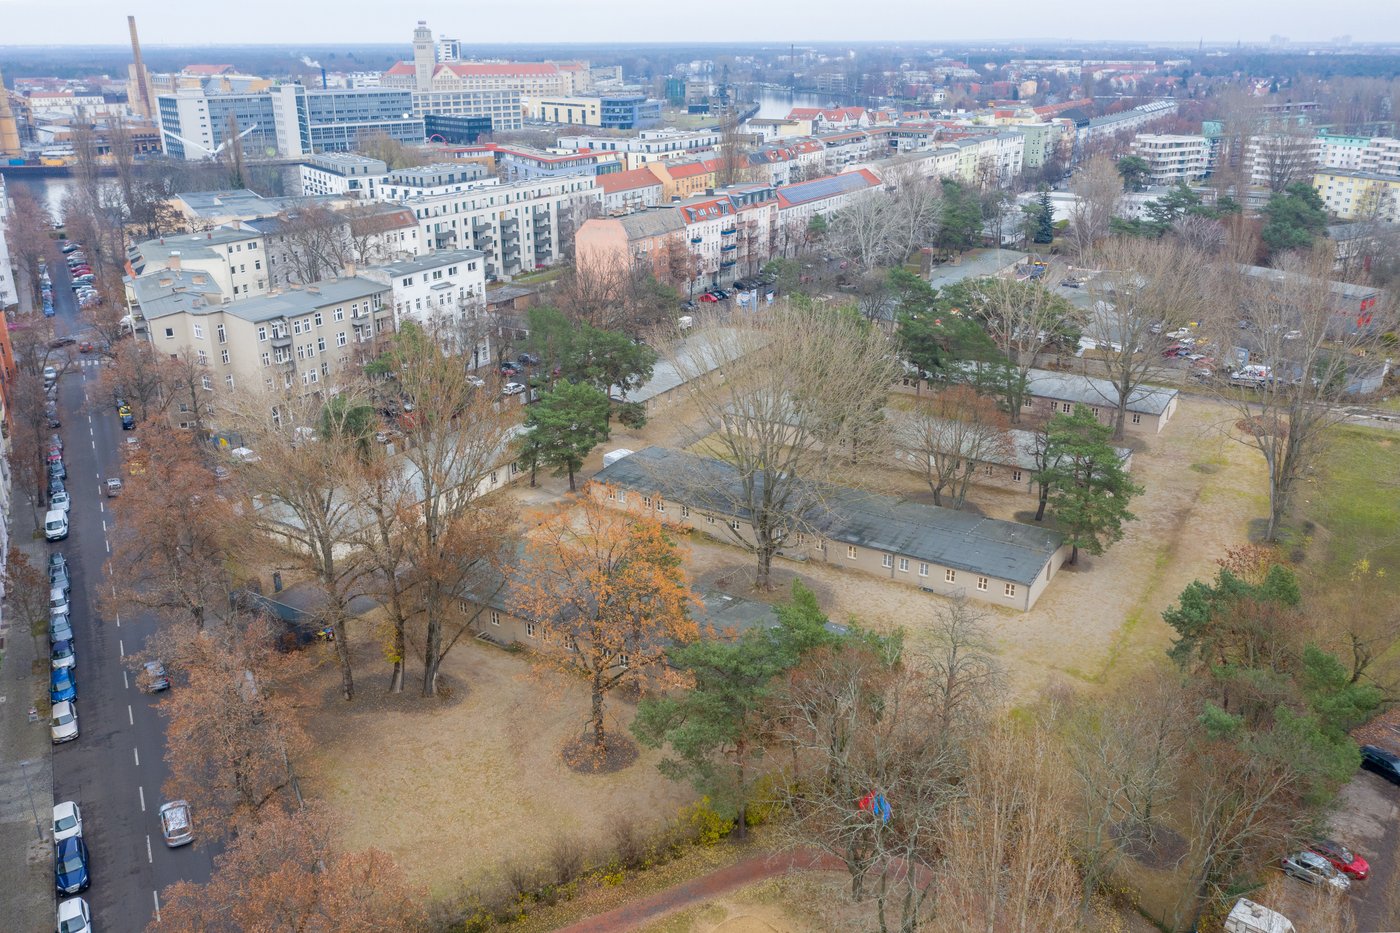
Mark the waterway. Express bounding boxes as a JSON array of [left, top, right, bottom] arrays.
[[6, 175, 74, 222], [749, 87, 840, 121]]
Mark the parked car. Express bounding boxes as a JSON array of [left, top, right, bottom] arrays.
[[467, 375, 486, 388], [499, 362, 521, 376], [1281, 850, 1350, 891], [56, 897, 91, 933], [51, 586, 69, 617], [50, 614, 73, 645], [78, 342, 93, 353], [54, 836, 90, 894], [51, 639, 76, 671], [51, 563, 71, 595], [1310, 840, 1369, 880], [141, 660, 170, 693], [45, 510, 69, 542], [61, 242, 79, 253], [159, 800, 194, 847], [698, 292, 720, 302], [47, 407, 61, 428], [1361, 744, 1400, 784], [43, 365, 59, 384], [50, 667, 77, 704], [502, 382, 526, 396], [50, 700, 79, 744], [52, 801, 83, 841], [50, 490, 71, 513]]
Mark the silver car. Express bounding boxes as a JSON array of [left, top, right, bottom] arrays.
[[1281, 850, 1350, 891], [159, 800, 194, 847]]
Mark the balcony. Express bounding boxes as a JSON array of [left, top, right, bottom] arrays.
[[270, 335, 292, 348], [690, 236, 703, 244], [721, 259, 736, 268], [276, 357, 295, 370], [721, 227, 737, 236], [721, 244, 737, 252]]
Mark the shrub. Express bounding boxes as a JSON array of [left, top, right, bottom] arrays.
[[745, 771, 787, 827], [680, 796, 734, 846], [611, 816, 647, 868], [547, 834, 588, 887]]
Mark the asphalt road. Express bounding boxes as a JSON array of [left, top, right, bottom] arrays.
[[46, 248, 215, 931]]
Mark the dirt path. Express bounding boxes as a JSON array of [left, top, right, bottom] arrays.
[[554, 850, 844, 933]]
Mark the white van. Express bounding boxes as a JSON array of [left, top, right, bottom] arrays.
[[44, 510, 69, 541]]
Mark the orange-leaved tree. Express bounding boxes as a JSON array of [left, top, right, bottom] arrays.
[[153, 804, 425, 933], [513, 493, 701, 766]]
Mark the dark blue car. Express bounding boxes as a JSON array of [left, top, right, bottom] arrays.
[[55, 836, 90, 895], [50, 668, 76, 704]]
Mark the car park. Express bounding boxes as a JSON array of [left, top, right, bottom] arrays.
[[52, 801, 82, 841], [51, 640, 76, 671], [51, 700, 79, 744], [54, 836, 90, 894], [1281, 850, 1350, 891], [50, 667, 77, 704], [1360, 744, 1400, 784], [57, 897, 91, 933], [1310, 840, 1369, 880]]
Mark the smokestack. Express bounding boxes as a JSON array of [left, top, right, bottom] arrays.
[[128, 16, 153, 120], [0, 68, 21, 158], [321, 67, 328, 89]]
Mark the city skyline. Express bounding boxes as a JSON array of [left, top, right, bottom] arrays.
[[0, 0, 1392, 47]]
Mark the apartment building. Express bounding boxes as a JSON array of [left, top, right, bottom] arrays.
[[358, 248, 487, 324], [944, 132, 1027, 185], [494, 145, 621, 181], [1076, 100, 1177, 151], [395, 175, 600, 279], [138, 276, 394, 413], [556, 128, 722, 170], [593, 447, 1069, 612], [376, 162, 492, 201], [0, 175, 16, 310], [531, 94, 661, 130], [299, 153, 390, 198], [129, 227, 268, 299], [1130, 134, 1213, 185], [1313, 169, 1400, 222], [597, 167, 665, 214]]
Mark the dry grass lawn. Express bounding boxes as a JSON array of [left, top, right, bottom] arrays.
[[298, 634, 694, 900], [674, 397, 1265, 698]]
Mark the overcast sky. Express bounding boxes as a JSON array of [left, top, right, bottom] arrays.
[[0, 0, 1390, 47]]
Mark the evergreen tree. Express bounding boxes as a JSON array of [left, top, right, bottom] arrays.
[[522, 381, 611, 491], [1261, 182, 1329, 255], [1034, 188, 1056, 244], [1036, 405, 1142, 563]]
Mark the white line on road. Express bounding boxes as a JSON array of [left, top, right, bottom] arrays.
[[99, 502, 103, 513], [119, 639, 124, 657], [91, 440, 95, 449], [102, 519, 107, 533], [153, 890, 161, 923], [146, 835, 153, 864], [127, 705, 133, 726], [123, 669, 128, 689], [138, 785, 145, 812], [104, 539, 109, 553], [134, 747, 140, 766]]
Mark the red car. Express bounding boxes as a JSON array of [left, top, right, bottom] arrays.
[[1310, 840, 1368, 880], [698, 293, 720, 303]]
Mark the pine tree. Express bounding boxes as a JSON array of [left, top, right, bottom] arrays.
[[1036, 405, 1142, 563], [522, 381, 611, 491], [1034, 188, 1056, 244]]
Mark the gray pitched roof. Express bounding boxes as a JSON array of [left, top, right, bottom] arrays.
[[594, 447, 1064, 586], [369, 248, 485, 277], [618, 209, 685, 239], [1024, 368, 1177, 416], [130, 270, 225, 319], [221, 277, 389, 323]]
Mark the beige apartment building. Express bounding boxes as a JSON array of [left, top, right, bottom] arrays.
[[135, 275, 393, 425]]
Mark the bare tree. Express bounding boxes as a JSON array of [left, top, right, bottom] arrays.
[[1067, 154, 1123, 260], [1252, 124, 1318, 195], [1201, 248, 1394, 541], [272, 205, 352, 285], [226, 384, 375, 701], [962, 274, 1082, 420], [1085, 237, 1208, 438], [3, 185, 53, 309], [892, 387, 1014, 509], [885, 163, 945, 258], [828, 194, 906, 273], [670, 308, 901, 589]]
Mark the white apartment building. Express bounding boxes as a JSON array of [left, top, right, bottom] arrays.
[[556, 128, 722, 170], [1131, 134, 1213, 185], [375, 163, 492, 201], [299, 153, 390, 198], [0, 175, 17, 311], [944, 132, 1028, 185], [136, 275, 395, 415], [391, 175, 601, 280], [358, 249, 490, 367]]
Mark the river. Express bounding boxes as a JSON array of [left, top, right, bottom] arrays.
[[6, 175, 75, 223], [750, 88, 840, 121]]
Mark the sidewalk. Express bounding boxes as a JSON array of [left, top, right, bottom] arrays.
[[0, 520, 58, 931], [554, 848, 843, 933]]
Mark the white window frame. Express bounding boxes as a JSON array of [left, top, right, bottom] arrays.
[[977, 576, 988, 592]]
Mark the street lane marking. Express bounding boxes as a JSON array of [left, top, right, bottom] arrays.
[[99, 502, 103, 513], [128, 705, 133, 726], [134, 747, 139, 766], [101, 520, 106, 533], [105, 540, 109, 553], [122, 670, 128, 689], [146, 835, 153, 864], [139, 785, 145, 811], [91, 440, 95, 449], [153, 891, 161, 923], [118, 639, 124, 657]]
